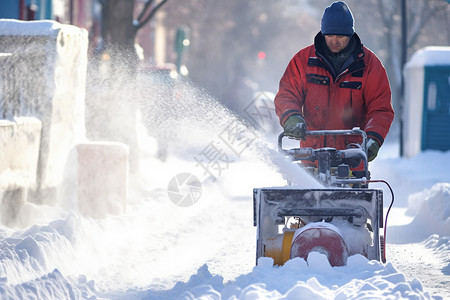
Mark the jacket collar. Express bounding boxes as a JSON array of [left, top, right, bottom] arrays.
[[313, 32, 365, 80], [314, 32, 364, 60]]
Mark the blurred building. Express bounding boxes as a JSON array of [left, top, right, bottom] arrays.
[[0, 0, 163, 63], [0, 0, 64, 21]]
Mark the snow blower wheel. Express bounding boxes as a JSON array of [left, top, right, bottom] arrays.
[[290, 223, 348, 266]]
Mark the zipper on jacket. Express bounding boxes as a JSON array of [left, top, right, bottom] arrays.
[[336, 69, 350, 82]]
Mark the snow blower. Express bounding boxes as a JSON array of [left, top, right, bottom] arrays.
[[253, 129, 394, 266]]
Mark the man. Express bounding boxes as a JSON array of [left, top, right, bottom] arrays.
[[274, 1, 394, 162]]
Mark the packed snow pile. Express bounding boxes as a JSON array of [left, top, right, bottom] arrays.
[[146, 255, 429, 299], [391, 183, 450, 243]]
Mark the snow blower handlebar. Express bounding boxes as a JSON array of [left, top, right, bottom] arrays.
[[278, 128, 368, 151], [278, 129, 370, 186]]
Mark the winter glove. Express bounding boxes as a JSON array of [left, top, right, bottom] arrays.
[[367, 138, 380, 162], [283, 115, 307, 140]]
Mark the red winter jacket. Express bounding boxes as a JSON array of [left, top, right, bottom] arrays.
[[275, 33, 394, 150]]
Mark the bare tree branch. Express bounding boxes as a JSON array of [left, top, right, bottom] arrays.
[[135, 0, 169, 31], [408, 0, 447, 47], [137, 0, 154, 22]]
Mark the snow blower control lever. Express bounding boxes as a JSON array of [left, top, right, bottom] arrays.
[[278, 129, 370, 187]]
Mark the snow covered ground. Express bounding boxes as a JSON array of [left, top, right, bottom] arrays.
[[0, 83, 449, 300]]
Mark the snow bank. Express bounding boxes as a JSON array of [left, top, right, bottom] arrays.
[[0, 269, 95, 300], [143, 255, 430, 299], [0, 212, 98, 299], [389, 183, 450, 243]]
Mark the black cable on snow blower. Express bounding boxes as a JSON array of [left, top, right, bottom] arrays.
[[363, 179, 395, 263]]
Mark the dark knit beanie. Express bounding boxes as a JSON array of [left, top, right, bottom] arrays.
[[321, 1, 354, 36]]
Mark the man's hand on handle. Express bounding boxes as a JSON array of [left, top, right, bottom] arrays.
[[367, 138, 380, 162], [283, 115, 307, 140]]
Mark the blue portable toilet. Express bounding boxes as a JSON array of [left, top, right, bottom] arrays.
[[403, 47, 450, 158]]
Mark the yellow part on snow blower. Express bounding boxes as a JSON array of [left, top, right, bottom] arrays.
[[264, 230, 295, 266]]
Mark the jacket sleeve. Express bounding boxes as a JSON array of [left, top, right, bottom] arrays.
[[362, 52, 395, 146], [274, 53, 306, 126]]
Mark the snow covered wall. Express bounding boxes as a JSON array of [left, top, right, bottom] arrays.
[[0, 117, 41, 225], [0, 20, 88, 208]]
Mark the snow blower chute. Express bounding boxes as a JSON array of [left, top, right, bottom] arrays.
[[253, 129, 393, 266]]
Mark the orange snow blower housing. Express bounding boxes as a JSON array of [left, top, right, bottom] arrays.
[[253, 129, 394, 267]]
